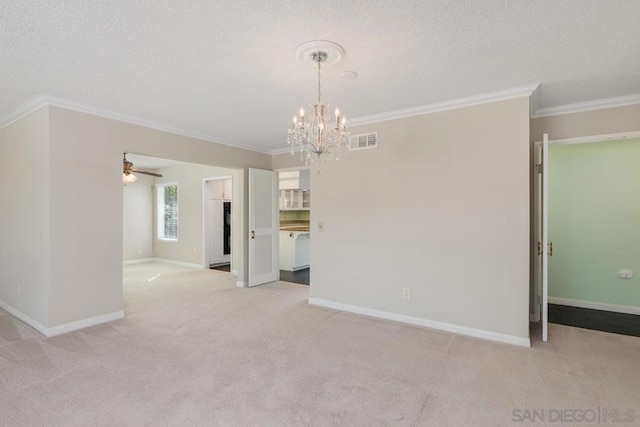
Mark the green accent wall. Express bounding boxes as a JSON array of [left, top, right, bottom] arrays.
[[549, 138, 640, 307]]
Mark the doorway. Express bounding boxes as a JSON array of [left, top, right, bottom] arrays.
[[547, 136, 640, 337], [204, 176, 233, 271], [122, 154, 242, 279], [277, 167, 311, 285], [533, 133, 640, 339]]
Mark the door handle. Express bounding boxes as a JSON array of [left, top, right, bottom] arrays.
[[548, 241, 553, 256], [251, 230, 255, 240]]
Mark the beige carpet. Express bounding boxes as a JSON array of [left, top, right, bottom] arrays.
[[1, 263, 639, 426]]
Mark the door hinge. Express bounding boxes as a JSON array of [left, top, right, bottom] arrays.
[[535, 163, 542, 173], [537, 241, 543, 256]]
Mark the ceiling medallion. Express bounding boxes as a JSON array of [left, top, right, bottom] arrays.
[[287, 41, 350, 173]]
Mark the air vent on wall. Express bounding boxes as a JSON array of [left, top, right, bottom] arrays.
[[349, 132, 378, 151]]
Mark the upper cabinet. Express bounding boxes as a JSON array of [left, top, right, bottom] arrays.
[[279, 169, 310, 190], [223, 179, 232, 199], [280, 189, 310, 210], [279, 169, 310, 210], [298, 169, 310, 190], [208, 178, 232, 200]]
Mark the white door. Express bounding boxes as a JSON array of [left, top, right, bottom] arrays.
[[248, 168, 279, 287], [534, 133, 550, 342], [542, 133, 550, 342]]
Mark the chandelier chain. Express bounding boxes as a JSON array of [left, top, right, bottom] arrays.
[[317, 59, 321, 104]]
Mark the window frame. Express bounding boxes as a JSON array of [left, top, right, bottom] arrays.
[[157, 183, 179, 241]]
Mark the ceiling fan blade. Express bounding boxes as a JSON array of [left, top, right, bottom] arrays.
[[131, 168, 163, 178]]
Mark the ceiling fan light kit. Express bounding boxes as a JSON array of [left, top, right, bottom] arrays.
[[122, 172, 138, 184], [122, 153, 163, 185]]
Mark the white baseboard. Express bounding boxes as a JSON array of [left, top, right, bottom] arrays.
[[45, 311, 125, 337], [123, 258, 154, 265], [151, 258, 204, 270], [308, 298, 531, 348], [0, 299, 49, 336], [0, 299, 124, 337], [549, 297, 640, 316], [236, 281, 247, 287]]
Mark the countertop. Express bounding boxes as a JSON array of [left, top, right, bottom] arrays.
[[280, 226, 310, 232], [280, 222, 310, 232]]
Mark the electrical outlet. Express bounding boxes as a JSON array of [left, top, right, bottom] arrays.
[[402, 288, 410, 300], [618, 269, 633, 279]]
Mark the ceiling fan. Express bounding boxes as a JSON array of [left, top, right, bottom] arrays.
[[123, 153, 163, 184]]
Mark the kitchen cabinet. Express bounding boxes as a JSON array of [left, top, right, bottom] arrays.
[[209, 178, 232, 200], [223, 179, 232, 199], [279, 169, 310, 190], [298, 169, 310, 190], [279, 189, 310, 210], [278, 169, 310, 210], [280, 230, 310, 271]]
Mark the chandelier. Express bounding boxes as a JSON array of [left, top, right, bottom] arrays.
[[288, 41, 350, 171]]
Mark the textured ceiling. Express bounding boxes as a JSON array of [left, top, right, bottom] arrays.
[[1, 1, 639, 152]]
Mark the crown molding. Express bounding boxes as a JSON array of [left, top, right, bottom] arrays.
[[271, 146, 297, 155], [538, 130, 640, 146], [269, 84, 540, 154], [529, 83, 541, 117], [0, 94, 272, 155], [0, 94, 50, 130], [346, 84, 540, 128], [272, 86, 640, 154], [7, 87, 640, 157], [531, 93, 640, 118]]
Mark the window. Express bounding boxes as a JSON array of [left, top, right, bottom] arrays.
[[158, 184, 178, 240]]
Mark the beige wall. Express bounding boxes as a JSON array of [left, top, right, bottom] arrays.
[[11, 98, 636, 335], [46, 106, 269, 327], [275, 97, 532, 340], [271, 152, 306, 170], [123, 173, 154, 261], [153, 163, 240, 268], [0, 108, 50, 327]]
